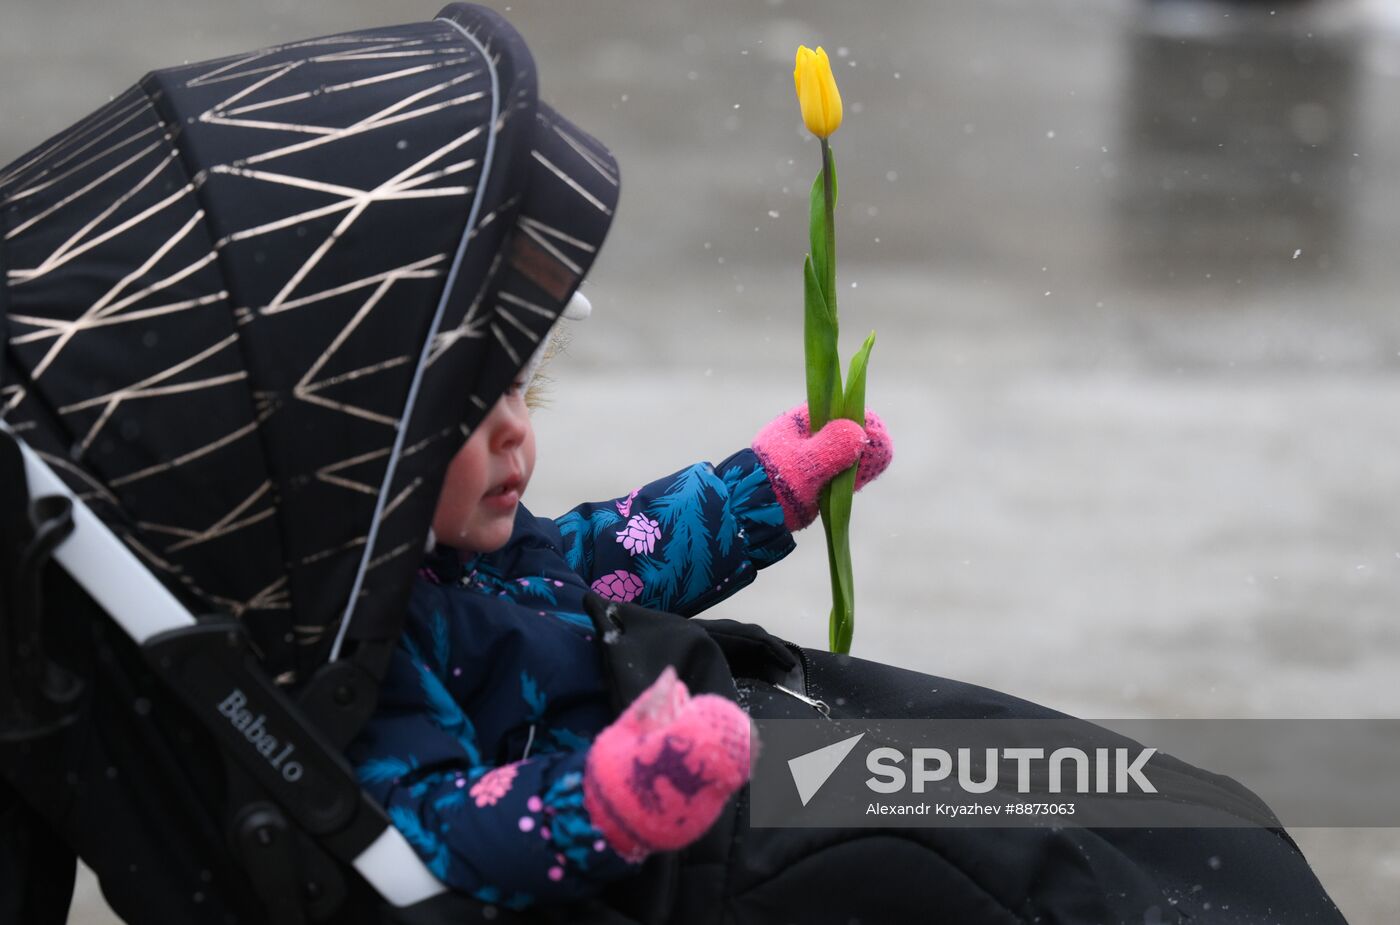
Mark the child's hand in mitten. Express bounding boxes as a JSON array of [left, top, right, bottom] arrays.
[[751, 403, 894, 531], [583, 667, 754, 862]]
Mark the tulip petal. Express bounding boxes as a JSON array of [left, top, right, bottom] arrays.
[[820, 60, 842, 134], [794, 44, 842, 138], [793, 45, 813, 100], [789, 46, 838, 138]]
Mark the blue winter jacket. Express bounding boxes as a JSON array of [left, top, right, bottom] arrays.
[[347, 449, 793, 910]]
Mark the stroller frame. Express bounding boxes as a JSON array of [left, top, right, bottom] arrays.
[[1, 422, 453, 918]]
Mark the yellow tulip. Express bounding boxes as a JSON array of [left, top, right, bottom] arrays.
[[793, 45, 843, 139]]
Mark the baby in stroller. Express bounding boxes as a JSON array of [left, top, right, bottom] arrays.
[[348, 309, 892, 908]]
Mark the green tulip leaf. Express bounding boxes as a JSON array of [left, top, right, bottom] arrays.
[[842, 331, 876, 421]]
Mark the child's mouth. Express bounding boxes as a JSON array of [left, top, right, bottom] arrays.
[[483, 477, 523, 509]]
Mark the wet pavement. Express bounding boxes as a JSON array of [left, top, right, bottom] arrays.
[[3, 0, 1398, 920]]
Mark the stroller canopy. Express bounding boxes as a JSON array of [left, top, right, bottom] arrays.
[[0, 3, 620, 684]]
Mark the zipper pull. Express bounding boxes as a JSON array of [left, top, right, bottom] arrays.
[[772, 683, 832, 719]]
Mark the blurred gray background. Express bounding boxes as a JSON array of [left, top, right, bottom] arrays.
[[3, 0, 1397, 920]]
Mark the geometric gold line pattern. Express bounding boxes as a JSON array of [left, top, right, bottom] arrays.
[[3, 10, 621, 680]]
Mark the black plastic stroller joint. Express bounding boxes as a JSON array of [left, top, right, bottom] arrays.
[[299, 636, 398, 752], [226, 793, 356, 924], [0, 428, 84, 742]]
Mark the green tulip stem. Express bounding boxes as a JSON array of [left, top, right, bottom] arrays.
[[821, 139, 837, 330], [818, 138, 847, 653], [801, 139, 872, 653]]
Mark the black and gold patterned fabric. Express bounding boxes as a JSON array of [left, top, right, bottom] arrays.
[[0, 3, 620, 684]]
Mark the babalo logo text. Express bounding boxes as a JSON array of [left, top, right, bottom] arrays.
[[217, 688, 305, 783]]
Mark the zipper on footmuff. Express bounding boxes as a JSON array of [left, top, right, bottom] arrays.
[[774, 641, 831, 719]]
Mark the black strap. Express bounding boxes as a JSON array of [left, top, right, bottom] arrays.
[[582, 593, 739, 713], [691, 618, 800, 688]]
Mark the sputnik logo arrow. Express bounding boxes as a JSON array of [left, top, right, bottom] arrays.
[[788, 732, 865, 806]]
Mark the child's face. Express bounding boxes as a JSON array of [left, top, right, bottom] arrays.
[[432, 384, 536, 553]]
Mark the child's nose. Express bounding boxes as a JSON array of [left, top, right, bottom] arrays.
[[488, 399, 528, 452]]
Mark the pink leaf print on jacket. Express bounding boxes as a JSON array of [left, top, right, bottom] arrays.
[[470, 763, 519, 808], [616, 488, 641, 518], [615, 514, 662, 556], [591, 570, 644, 603]]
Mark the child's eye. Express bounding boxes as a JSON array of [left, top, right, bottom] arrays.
[[507, 378, 527, 395]]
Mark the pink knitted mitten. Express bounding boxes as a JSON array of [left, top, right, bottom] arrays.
[[583, 667, 754, 863], [751, 403, 894, 531]]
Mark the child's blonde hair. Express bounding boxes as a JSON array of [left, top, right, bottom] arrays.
[[524, 328, 568, 411]]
